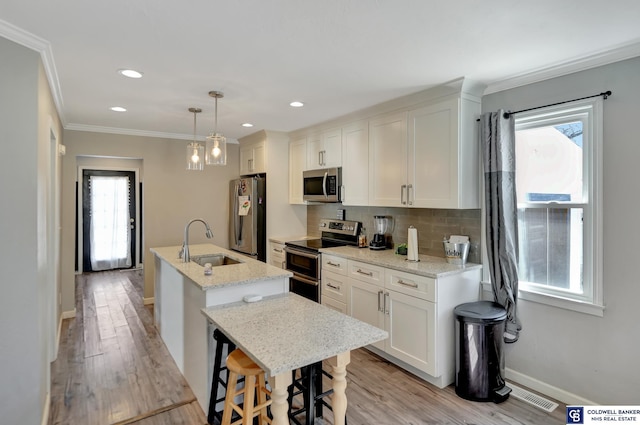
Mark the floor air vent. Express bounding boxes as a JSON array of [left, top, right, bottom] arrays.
[[506, 382, 559, 412]]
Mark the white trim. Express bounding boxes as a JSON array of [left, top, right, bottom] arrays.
[[65, 123, 239, 144], [0, 18, 66, 124], [40, 391, 50, 425], [485, 38, 640, 94], [61, 309, 76, 319], [506, 369, 598, 406], [481, 281, 604, 317], [143, 297, 155, 306]]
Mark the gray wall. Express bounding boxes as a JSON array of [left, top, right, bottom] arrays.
[[0, 37, 62, 424], [482, 56, 640, 404]]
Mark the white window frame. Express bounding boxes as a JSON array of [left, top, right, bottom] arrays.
[[481, 97, 604, 317]]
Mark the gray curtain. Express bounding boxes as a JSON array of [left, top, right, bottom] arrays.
[[481, 110, 522, 343]]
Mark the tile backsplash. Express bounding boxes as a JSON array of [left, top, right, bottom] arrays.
[[307, 204, 481, 264]]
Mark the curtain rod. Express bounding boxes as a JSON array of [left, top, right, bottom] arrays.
[[476, 90, 612, 121]]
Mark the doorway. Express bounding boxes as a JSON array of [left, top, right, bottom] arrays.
[[81, 169, 137, 272]]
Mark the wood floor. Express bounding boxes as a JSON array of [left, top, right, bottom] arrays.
[[49, 270, 566, 425]]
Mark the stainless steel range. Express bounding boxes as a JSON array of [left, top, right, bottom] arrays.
[[284, 219, 361, 302]]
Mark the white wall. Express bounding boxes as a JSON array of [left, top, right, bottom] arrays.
[[482, 57, 640, 404], [60, 131, 241, 310], [0, 37, 63, 424]]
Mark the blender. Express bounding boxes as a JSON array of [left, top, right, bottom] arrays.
[[369, 215, 389, 250]]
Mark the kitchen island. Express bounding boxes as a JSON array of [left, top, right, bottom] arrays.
[[202, 292, 388, 425], [151, 243, 292, 412]]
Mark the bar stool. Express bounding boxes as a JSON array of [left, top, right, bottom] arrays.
[[288, 362, 348, 425], [222, 349, 272, 425], [208, 329, 240, 425]]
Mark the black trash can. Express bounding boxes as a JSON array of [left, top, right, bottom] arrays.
[[454, 301, 511, 403]]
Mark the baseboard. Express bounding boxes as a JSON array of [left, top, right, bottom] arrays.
[[143, 297, 155, 305], [41, 391, 50, 425], [505, 367, 598, 405], [61, 308, 76, 319]]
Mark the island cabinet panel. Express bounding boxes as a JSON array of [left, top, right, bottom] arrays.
[[151, 243, 291, 413]]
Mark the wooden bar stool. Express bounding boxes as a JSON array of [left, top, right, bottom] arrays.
[[222, 349, 272, 425]]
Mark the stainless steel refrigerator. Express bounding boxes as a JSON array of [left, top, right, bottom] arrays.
[[229, 175, 266, 262]]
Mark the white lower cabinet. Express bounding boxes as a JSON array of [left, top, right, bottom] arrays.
[[268, 241, 286, 269], [341, 258, 480, 388], [384, 289, 436, 375], [321, 254, 349, 314]]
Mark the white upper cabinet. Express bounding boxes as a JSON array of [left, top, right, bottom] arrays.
[[341, 121, 369, 206], [369, 92, 481, 209], [289, 137, 307, 204], [368, 111, 408, 207], [407, 96, 480, 208], [240, 140, 265, 175], [306, 128, 342, 170]]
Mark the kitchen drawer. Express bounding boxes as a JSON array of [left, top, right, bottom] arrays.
[[322, 270, 348, 303], [386, 269, 436, 302], [322, 254, 347, 275], [348, 260, 384, 287], [321, 295, 347, 315]]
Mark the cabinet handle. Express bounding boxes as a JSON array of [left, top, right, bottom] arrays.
[[400, 184, 407, 205], [318, 151, 322, 166], [384, 292, 390, 315], [378, 290, 384, 312], [356, 269, 373, 277], [407, 184, 413, 206], [397, 279, 418, 288], [249, 158, 254, 171], [273, 248, 283, 253], [321, 150, 326, 166], [327, 261, 341, 267], [281, 261, 286, 269], [327, 283, 340, 290]]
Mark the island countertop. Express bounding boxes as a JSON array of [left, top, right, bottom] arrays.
[[319, 245, 481, 279], [201, 292, 388, 376], [151, 243, 292, 291]]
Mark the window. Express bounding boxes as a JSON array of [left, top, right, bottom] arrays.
[[513, 98, 603, 315]]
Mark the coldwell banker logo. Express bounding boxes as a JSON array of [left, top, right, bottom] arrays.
[[567, 406, 584, 424]]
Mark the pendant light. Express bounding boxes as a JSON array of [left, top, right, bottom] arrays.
[[186, 107, 204, 171], [205, 90, 227, 166]]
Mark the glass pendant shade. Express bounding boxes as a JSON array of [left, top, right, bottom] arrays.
[[205, 133, 227, 165], [186, 142, 204, 170], [205, 90, 227, 166], [186, 107, 204, 171]]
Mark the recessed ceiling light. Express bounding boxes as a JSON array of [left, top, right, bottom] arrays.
[[290, 101, 304, 108], [242, 123, 254, 128], [110, 106, 127, 112], [118, 69, 143, 79]]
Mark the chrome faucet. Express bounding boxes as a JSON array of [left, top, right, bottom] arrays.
[[180, 218, 214, 262]]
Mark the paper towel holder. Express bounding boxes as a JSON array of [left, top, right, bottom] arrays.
[[406, 225, 420, 263]]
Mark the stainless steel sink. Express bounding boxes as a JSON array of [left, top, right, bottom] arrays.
[[190, 254, 243, 267]]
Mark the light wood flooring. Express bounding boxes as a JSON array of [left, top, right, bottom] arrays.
[[49, 270, 566, 425]]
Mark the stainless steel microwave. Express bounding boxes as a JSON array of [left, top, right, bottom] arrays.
[[303, 167, 342, 202]]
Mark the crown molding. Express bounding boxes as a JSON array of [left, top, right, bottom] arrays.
[[65, 123, 239, 144], [0, 19, 66, 124], [485, 39, 640, 94]]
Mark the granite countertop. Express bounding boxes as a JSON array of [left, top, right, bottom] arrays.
[[268, 235, 315, 245], [319, 245, 481, 279], [201, 293, 388, 376], [151, 243, 292, 291]]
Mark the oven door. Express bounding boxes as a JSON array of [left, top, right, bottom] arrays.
[[284, 247, 320, 280], [289, 272, 320, 303]]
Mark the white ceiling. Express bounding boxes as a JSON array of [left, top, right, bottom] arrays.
[[2, 0, 640, 142]]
